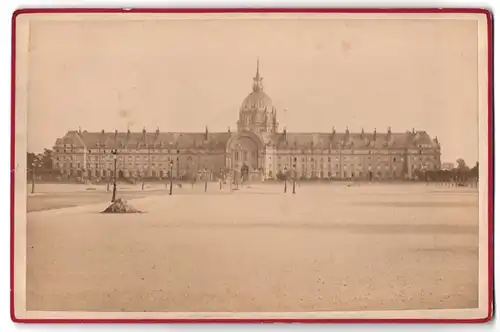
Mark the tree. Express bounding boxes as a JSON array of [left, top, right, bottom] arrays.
[[27, 150, 56, 179], [470, 162, 479, 179], [27, 152, 36, 168], [456, 158, 469, 171], [41, 148, 53, 169], [413, 168, 424, 181]]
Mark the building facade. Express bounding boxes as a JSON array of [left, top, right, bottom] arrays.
[[51, 62, 441, 181]]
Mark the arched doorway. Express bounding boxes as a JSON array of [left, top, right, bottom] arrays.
[[230, 136, 260, 181]]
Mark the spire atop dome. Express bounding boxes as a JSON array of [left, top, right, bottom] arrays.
[[252, 57, 264, 92]]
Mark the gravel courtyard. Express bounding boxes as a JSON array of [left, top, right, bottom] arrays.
[[26, 182, 479, 313]]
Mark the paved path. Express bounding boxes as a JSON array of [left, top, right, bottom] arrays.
[[26, 184, 479, 312]]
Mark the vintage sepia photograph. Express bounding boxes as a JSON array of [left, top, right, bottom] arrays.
[[12, 9, 491, 322]]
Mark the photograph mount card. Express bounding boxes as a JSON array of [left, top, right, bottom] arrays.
[[11, 8, 493, 323]]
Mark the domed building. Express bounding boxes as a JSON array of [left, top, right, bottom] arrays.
[[51, 60, 442, 182], [237, 60, 278, 134]]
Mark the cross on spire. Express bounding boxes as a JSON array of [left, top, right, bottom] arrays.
[[252, 57, 264, 92], [256, 57, 260, 79]]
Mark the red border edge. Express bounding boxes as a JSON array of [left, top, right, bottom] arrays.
[[9, 7, 494, 324]]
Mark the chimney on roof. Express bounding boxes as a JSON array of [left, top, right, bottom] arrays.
[[361, 128, 365, 139], [387, 126, 392, 141], [228, 126, 231, 133], [156, 127, 160, 135], [412, 128, 415, 135], [205, 126, 209, 140], [373, 128, 377, 140], [114, 129, 118, 136], [101, 129, 105, 134], [78, 126, 82, 134]]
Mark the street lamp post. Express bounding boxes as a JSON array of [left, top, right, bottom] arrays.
[[188, 156, 194, 189], [169, 160, 174, 195], [30, 156, 42, 194], [106, 169, 110, 192], [292, 165, 296, 194], [111, 149, 118, 202], [204, 168, 208, 192], [284, 165, 288, 193], [176, 150, 180, 179], [31, 162, 36, 194], [86, 150, 92, 184]]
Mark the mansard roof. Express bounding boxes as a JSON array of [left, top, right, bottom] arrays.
[[272, 130, 439, 150], [54, 129, 439, 152], [54, 130, 232, 150]]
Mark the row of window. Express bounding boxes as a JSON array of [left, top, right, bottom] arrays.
[[276, 163, 404, 170], [57, 152, 438, 162], [56, 160, 437, 170], [56, 162, 210, 170], [275, 156, 404, 163], [56, 155, 220, 162], [272, 170, 403, 178], [275, 156, 437, 163], [56, 156, 436, 166], [56, 147, 181, 154]]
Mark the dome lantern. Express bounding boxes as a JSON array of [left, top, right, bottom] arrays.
[[253, 58, 264, 92]]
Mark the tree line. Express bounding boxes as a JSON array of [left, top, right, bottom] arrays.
[[414, 159, 479, 183]]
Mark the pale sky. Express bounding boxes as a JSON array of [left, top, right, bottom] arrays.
[[25, 16, 480, 165]]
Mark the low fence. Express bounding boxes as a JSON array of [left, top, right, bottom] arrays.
[[432, 180, 479, 188]]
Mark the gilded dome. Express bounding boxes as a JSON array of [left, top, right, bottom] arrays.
[[241, 90, 273, 110], [240, 59, 274, 111]]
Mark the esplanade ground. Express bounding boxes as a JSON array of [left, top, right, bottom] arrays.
[[26, 181, 479, 312]]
